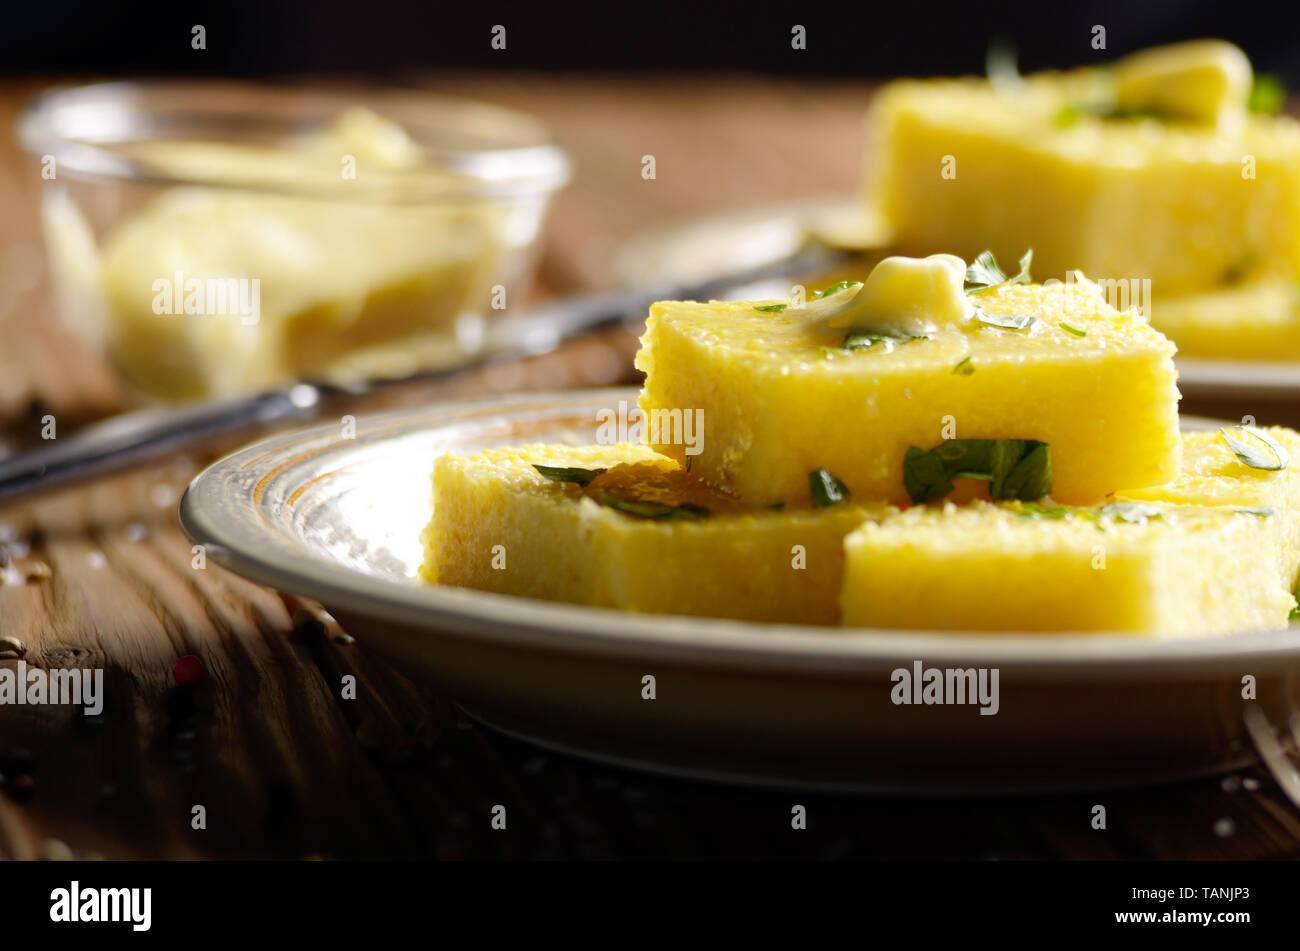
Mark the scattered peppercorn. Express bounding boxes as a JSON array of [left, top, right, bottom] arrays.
[[172, 654, 205, 686]]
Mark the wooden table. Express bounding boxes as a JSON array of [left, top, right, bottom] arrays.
[[1, 75, 1299, 860]]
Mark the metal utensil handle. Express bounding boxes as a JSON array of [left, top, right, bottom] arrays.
[[0, 389, 319, 505]]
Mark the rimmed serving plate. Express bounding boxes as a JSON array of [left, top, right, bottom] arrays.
[[180, 388, 1300, 793], [616, 199, 1300, 407]]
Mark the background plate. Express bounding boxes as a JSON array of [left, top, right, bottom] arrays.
[[180, 388, 1300, 792]]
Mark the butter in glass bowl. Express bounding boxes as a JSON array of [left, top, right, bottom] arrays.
[[18, 81, 571, 402]]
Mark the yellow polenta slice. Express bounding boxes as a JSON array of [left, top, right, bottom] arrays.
[[1151, 279, 1300, 360], [637, 275, 1180, 506], [865, 41, 1300, 296], [841, 500, 1293, 636], [1119, 426, 1300, 587], [421, 443, 889, 624]]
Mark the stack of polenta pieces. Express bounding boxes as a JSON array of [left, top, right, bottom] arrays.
[[865, 39, 1300, 361], [421, 252, 1300, 636]]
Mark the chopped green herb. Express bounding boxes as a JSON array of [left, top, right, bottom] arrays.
[[532, 464, 606, 486], [685, 455, 693, 472], [814, 280, 857, 299], [1059, 321, 1087, 337], [1016, 501, 1071, 520], [754, 303, 788, 313], [1249, 74, 1286, 115], [764, 501, 786, 511], [1223, 251, 1259, 285], [809, 468, 850, 507], [1220, 427, 1289, 471], [965, 249, 1033, 295], [597, 493, 709, 520], [1053, 103, 1082, 128], [965, 251, 1007, 288], [977, 311, 1037, 331], [841, 331, 884, 351], [902, 439, 1052, 504], [1073, 103, 1161, 122], [1234, 506, 1274, 517], [953, 356, 975, 375], [1099, 502, 1164, 523], [840, 329, 927, 352]]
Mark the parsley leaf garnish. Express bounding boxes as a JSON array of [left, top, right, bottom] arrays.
[[1054, 103, 1082, 128], [977, 312, 1037, 331], [1249, 74, 1286, 115], [532, 464, 606, 486], [902, 439, 1051, 504], [809, 468, 851, 507], [953, 356, 975, 375], [814, 281, 857, 299], [1016, 501, 1071, 520], [965, 249, 1033, 296], [1220, 427, 1289, 471], [754, 303, 788, 313], [1059, 321, 1087, 337], [597, 493, 709, 520], [1099, 502, 1164, 523], [839, 329, 927, 352], [1235, 506, 1274, 517]]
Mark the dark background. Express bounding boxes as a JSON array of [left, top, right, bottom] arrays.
[[3, 0, 1299, 82]]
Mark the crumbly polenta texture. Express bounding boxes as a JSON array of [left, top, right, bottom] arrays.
[[421, 443, 889, 624], [637, 280, 1180, 506], [841, 500, 1294, 636], [1119, 426, 1300, 588]]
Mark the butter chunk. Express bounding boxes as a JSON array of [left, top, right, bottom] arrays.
[[91, 109, 500, 401], [798, 253, 973, 337], [421, 443, 890, 624], [841, 500, 1293, 636], [636, 277, 1181, 505], [1114, 40, 1253, 129]]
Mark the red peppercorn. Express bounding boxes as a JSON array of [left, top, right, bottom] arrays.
[[172, 654, 204, 686]]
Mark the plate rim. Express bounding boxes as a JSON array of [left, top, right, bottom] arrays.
[[179, 386, 1300, 676]]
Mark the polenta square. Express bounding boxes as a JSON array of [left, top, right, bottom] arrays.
[[1119, 426, 1300, 588], [840, 500, 1293, 636], [421, 444, 890, 624], [637, 269, 1180, 506], [1151, 279, 1300, 361], [866, 41, 1300, 296]]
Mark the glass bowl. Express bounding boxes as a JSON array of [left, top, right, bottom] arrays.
[[17, 79, 571, 403]]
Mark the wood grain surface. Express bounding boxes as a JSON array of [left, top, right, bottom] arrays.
[[1, 74, 1298, 860]]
